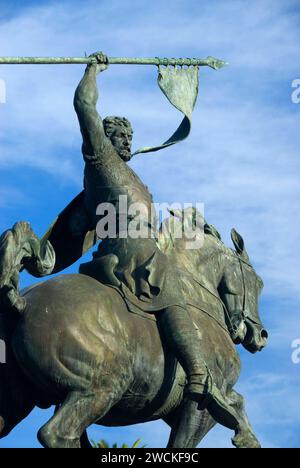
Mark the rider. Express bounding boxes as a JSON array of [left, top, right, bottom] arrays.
[[73, 52, 238, 428]]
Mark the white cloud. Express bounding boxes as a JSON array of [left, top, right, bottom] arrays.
[[0, 186, 31, 208]]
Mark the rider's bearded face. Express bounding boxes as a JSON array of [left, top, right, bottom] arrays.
[[110, 126, 133, 162]]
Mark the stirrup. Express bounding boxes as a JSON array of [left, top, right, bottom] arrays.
[[184, 372, 212, 407]]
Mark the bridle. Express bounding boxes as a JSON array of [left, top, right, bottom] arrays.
[[232, 252, 262, 328], [185, 250, 261, 339]]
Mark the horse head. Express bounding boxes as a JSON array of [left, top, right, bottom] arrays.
[[159, 208, 267, 353], [218, 228, 268, 353]]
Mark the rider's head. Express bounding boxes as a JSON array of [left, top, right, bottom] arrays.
[[103, 116, 133, 162]]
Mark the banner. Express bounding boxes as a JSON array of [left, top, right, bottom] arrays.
[[133, 65, 199, 155]]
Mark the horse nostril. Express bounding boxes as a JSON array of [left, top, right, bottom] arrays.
[[261, 329, 268, 340]]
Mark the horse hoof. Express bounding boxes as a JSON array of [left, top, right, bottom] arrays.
[[232, 431, 261, 448], [38, 426, 81, 448]]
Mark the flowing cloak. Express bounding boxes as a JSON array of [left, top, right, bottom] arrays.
[[41, 191, 97, 274]]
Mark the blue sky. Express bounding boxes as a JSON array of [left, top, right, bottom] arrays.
[[0, 0, 300, 448]]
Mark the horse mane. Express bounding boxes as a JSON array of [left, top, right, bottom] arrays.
[[158, 207, 224, 255]]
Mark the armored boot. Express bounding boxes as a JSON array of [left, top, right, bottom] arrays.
[[187, 371, 239, 429], [157, 305, 239, 430]]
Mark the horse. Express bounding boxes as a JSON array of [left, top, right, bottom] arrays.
[[0, 212, 267, 448]]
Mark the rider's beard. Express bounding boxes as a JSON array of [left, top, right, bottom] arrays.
[[118, 148, 131, 161]]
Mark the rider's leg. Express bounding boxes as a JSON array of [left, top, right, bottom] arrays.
[[157, 305, 239, 429], [157, 305, 211, 399]]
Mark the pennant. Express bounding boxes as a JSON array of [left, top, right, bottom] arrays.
[[133, 65, 199, 155]]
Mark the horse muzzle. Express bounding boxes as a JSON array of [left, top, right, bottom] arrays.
[[242, 319, 268, 353], [231, 320, 248, 344]]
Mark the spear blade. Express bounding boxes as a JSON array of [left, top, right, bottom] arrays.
[[206, 56, 229, 70]]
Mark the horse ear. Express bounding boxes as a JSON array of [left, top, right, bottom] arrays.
[[231, 228, 249, 261]]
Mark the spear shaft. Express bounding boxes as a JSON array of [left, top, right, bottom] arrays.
[[0, 55, 227, 70]]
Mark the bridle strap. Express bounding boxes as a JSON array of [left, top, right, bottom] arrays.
[[237, 255, 247, 315], [177, 270, 236, 335], [235, 254, 262, 326]]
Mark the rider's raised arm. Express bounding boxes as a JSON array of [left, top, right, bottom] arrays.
[[73, 53, 109, 158]]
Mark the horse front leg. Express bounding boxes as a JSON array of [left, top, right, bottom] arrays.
[[165, 389, 258, 448], [164, 398, 216, 448], [228, 390, 261, 448], [0, 221, 55, 312]]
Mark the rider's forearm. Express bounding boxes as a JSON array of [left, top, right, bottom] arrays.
[[74, 64, 99, 109], [73, 64, 107, 156]]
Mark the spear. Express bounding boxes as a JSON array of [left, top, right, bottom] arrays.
[[0, 55, 227, 70]]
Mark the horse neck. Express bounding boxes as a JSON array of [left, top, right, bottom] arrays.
[[172, 235, 225, 293], [198, 245, 225, 291], [168, 237, 230, 330]]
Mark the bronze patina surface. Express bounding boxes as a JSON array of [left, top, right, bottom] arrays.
[[0, 52, 267, 448]]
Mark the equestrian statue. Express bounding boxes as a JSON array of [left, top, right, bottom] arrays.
[[0, 52, 268, 448]]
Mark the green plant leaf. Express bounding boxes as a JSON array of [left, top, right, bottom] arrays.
[[92, 437, 146, 448], [132, 438, 142, 448]]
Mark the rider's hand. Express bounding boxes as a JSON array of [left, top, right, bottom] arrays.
[[88, 51, 109, 74]]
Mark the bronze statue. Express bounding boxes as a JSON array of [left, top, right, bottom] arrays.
[[0, 52, 268, 448]]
